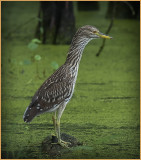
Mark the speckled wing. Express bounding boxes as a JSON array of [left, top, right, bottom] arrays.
[[23, 65, 74, 122]]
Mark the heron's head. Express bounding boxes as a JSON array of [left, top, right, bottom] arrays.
[[77, 25, 112, 40]]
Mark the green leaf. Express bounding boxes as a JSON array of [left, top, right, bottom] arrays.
[[23, 59, 32, 65], [31, 38, 41, 44], [28, 42, 38, 50], [25, 126, 29, 130], [51, 61, 59, 70], [34, 54, 41, 61]]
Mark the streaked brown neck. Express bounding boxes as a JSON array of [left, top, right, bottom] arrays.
[[66, 35, 91, 69]]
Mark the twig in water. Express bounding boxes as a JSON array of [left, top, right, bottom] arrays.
[[96, 2, 116, 57]]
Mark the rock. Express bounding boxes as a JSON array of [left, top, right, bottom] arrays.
[[41, 133, 83, 158]]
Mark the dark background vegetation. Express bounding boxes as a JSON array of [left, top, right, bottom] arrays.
[[1, 1, 140, 159]]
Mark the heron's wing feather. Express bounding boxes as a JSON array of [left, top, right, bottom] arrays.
[[23, 65, 73, 122]]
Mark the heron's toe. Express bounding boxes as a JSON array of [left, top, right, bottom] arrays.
[[56, 139, 70, 148]]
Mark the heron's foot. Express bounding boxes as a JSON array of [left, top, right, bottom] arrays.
[[52, 139, 71, 148], [58, 139, 71, 148]]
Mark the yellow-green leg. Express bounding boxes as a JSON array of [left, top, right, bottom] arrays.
[[56, 104, 71, 148], [56, 118, 70, 148], [52, 103, 71, 147], [52, 111, 57, 137]]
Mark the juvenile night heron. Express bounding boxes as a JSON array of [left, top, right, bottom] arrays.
[[23, 25, 112, 147]]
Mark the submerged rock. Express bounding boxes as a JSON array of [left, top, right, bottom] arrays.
[[41, 133, 83, 158]]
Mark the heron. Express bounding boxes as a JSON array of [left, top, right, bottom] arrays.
[[23, 25, 112, 147]]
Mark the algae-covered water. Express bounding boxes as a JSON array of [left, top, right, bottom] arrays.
[[1, 2, 140, 159]]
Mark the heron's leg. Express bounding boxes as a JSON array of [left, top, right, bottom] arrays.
[[52, 111, 57, 136], [56, 104, 66, 142], [56, 103, 71, 147], [56, 118, 61, 141]]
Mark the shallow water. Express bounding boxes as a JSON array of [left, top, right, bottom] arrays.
[[1, 1, 140, 159]]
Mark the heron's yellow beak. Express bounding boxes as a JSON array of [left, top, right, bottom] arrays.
[[95, 32, 112, 39]]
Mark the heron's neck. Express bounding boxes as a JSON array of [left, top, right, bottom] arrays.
[[66, 37, 91, 69]]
